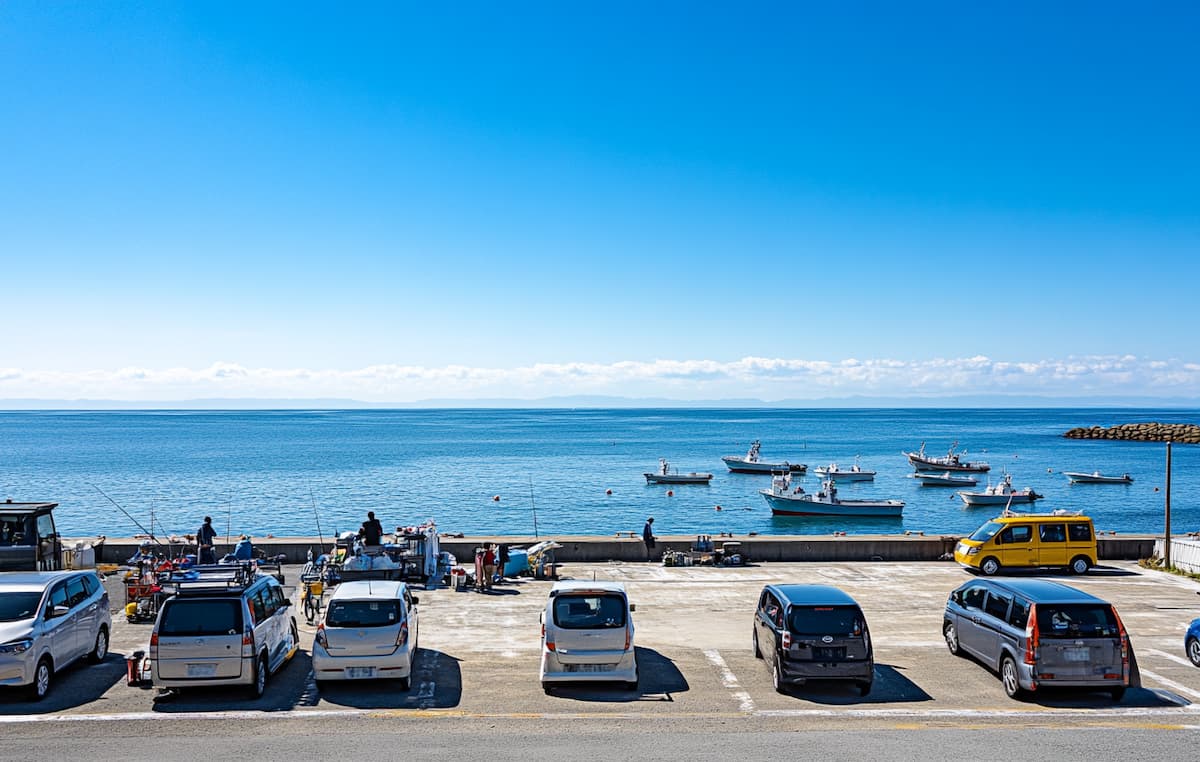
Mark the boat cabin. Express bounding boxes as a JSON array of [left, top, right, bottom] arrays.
[[0, 500, 63, 571]]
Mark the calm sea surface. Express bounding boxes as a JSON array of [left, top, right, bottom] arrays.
[[2, 409, 1197, 539]]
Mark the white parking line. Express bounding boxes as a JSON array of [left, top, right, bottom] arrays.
[[1138, 668, 1200, 701], [702, 649, 755, 713], [1147, 649, 1197, 670]]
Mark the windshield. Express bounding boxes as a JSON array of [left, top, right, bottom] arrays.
[[327, 600, 401, 628], [160, 599, 244, 636], [968, 521, 1004, 543], [788, 605, 863, 636], [1036, 604, 1120, 639], [552, 593, 627, 629], [0, 592, 43, 622]]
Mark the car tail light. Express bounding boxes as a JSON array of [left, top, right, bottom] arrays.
[[543, 624, 555, 651], [242, 628, 255, 658], [625, 626, 631, 651], [149, 632, 158, 660], [315, 624, 327, 649], [1024, 604, 1039, 665], [1113, 605, 1130, 683], [781, 631, 792, 649], [396, 621, 409, 648]]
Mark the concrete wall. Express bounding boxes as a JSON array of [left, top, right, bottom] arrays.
[[87, 533, 1158, 566]]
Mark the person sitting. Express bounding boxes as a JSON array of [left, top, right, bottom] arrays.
[[233, 534, 254, 561]]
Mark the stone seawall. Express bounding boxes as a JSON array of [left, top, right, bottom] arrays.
[[84, 533, 1158, 565], [1063, 421, 1200, 443]]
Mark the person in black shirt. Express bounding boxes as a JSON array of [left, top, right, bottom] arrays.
[[196, 516, 218, 564], [360, 511, 384, 547]]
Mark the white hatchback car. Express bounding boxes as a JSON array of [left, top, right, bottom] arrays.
[[312, 580, 420, 689], [539, 580, 637, 691]]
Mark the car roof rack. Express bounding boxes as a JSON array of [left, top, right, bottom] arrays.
[[160, 562, 262, 595]]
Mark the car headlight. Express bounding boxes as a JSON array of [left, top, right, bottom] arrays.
[[965, 547, 980, 556], [0, 639, 33, 654]]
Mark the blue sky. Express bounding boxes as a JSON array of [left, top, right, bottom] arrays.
[[2, 2, 1198, 402]]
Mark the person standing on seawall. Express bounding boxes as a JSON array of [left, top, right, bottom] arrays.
[[196, 515, 218, 565], [642, 517, 656, 561]]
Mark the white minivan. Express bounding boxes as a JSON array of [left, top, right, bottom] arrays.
[[312, 580, 420, 689], [539, 580, 637, 691]]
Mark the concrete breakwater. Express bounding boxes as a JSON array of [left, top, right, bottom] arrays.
[[1063, 421, 1200, 443], [85, 533, 1157, 565]]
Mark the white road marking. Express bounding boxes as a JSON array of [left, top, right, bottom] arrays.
[[1147, 648, 1197, 670], [1139, 668, 1200, 701], [702, 649, 755, 713]]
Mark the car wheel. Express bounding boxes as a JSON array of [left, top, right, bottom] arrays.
[[1110, 686, 1126, 702], [857, 681, 872, 697], [1000, 656, 1024, 699], [772, 658, 786, 694], [397, 675, 410, 691], [944, 621, 961, 656], [980, 557, 1001, 576], [753, 630, 762, 659], [88, 626, 109, 664], [1188, 637, 1200, 668], [248, 654, 268, 699], [28, 658, 52, 702], [541, 682, 553, 695], [1070, 556, 1091, 575], [289, 621, 300, 657]]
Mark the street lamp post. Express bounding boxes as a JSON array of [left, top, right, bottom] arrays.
[[1165, 440, 1173, 569]]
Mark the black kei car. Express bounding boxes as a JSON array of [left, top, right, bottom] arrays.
[[753, 583, 874, 696]]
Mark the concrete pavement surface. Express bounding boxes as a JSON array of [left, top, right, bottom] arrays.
[[2, 559, 1200, 755]]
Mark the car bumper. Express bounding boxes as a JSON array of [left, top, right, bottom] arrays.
[[311, 643, 413, 681], [539, 648, 638, 684], [781, 658, 873, 683], [1018, 662, 1126, 691], [152, 658, 253, 688], [0, 656, 34, 687]]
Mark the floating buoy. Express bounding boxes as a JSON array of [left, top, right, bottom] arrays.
[[714, 505, 722, 511], [1047, 468, 1052, 473], [606, 488, 612, 495], [1154, 487, 1160, 492], [492, 495, 500, 501], [666, 490, 674, 497]]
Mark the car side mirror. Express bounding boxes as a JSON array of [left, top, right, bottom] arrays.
[[282, 599, 292, 608], [410, 596, 420, 606], [993, 535, 1003, 546], [950, 590, 962, 605], [628, 604, 636, 612], [539, 611, 544, 624], [49, 604, 70, 619]]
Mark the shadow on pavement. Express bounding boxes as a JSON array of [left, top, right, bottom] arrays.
[[0, 653, 126, 714], [150, 649, 314, 713], [543, 647, 688, 702], [315, 649, 463, 710], [782, 663, 932, 705]]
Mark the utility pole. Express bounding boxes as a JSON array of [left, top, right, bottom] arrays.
[[1164, 440, 1173, 569]]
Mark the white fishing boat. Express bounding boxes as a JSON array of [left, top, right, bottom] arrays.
[[907, 471, 978, 487], [644, 459, 714, 485], [813, 458, 875, 482], [761, 474, 904, 517], [1063, 471, 1133, 484], [957, 473, 1043, 506], [722, 440, 807, 474], [904, 441, 991, 473]]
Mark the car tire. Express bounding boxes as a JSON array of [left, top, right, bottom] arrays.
[[397, 675, 410, 691], [772, 658, 786, 694], [944, 621, 961, 656], [1187, 637, 1200, 668], [1000, 655, 1024, 699], [289, 620, 300, 659], [980, 557, 1001, 576], [28, 657, 52, 702], [753, 630, 762, 659], [541, 682, 553, 695], [1110, 686, 1126, 702], [1070, 556, 1091, 575], [857, 681, 872, 697], [88, 626, 109, 664], [248, 654, 268, 699]]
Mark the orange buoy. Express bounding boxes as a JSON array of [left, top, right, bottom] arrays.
[[493, 495, 500, 501], [606, 488, 612, 495], [666, 490, 674, 497]]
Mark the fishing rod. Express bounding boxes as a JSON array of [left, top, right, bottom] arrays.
[[529, 475, 539, 539], [90, 482, 160, 543], [310, 486, 326, 553]]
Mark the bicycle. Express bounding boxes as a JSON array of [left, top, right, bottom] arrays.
[[298, 566, 325, 625]]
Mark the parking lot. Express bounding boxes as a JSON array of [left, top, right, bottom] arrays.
[[4, 559, 1200, 730]]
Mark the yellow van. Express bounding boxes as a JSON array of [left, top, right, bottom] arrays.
[[954, 513, 1097, 576]]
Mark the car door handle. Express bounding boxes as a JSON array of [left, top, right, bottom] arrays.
[[971, 616, 981, 623]]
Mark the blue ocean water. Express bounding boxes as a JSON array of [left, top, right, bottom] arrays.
[[1, 409, 1196, 539]]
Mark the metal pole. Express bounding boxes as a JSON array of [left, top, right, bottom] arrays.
[[1165, 440, 1173, 569]]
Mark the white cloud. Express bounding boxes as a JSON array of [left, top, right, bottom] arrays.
[[0, 355, 1198, 401]]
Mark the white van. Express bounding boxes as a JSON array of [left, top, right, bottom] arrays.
[[312, 580, 420, 689], [539, 580, 637, 691]]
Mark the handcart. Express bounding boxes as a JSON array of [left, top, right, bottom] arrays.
[[122, 562, 166, 623]]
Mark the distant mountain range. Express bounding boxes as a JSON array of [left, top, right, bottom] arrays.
[[2, 395, 1198, 410]]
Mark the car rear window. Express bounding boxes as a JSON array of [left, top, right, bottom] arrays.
[[160, 599, 244, 636], [552, 593, 627, 629], [1036, 604, 1119, 639], [788, 605, 863, 636], [968, 521, 1003, 542], [0, 592, 43, 622], [327, 600, 401, 628]]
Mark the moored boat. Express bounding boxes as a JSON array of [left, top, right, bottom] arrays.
[[904, 441, 991, 473], [1063, 471, 1133, 484], [813, 458, 875, 482], [644, 459, 714, 485], [957, 473, 1042, 506], [722, 440, 806, 474], [761, 474, 904, 517], [907, 471, 978, 487]]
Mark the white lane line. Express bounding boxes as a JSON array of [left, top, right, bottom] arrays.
[[753, 706, 1200, 719], [1147, 648, 1197, 670], [1139, 668, 1200, 701], [702, 649, 755, 713]]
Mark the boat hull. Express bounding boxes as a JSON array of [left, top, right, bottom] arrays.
[[1063, 472, 1133, 484], [761, 491, 904, 517], [813, 469, 875, 482], [957, 492, 1041, 506], [907, 474, 978, 487], [644, 473, 713, 484], [909, 456, 990, 473], [723, 456, 806, 474]]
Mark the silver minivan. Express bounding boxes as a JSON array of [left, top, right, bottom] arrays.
[[539, 580, 637, 691], [151, 564, 298, 698], [0, 570, 112, 700], [943, 578, 1130, 700], [312, 580, 420, 688]]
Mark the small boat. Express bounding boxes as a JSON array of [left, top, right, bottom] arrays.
[[904, 441, 991, 473], [722, 440, 807, 474], [907, 471, 978, 487], [1063, 471, 1133, 484], [957, 473, 1042, 506], [644, 459, 714, 485], [761, 474, 904, 517], [813, 458, 875, 482]]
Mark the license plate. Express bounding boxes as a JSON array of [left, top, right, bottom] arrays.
[[813, 647, 846, 661], [345, 667, 376, 679], [1063, 647, 1090, 662], [564, 663, 613, 673], [186, 663, 217, 678]]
